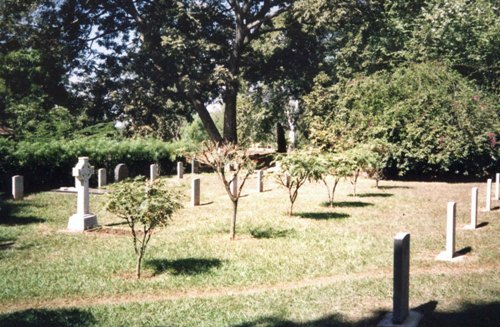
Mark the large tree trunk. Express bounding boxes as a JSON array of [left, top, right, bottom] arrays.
[[277, 123, 287, 153], [190, 95, 223, 143], [223, 80, 238, 144]]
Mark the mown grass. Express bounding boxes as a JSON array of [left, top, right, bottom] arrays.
[[0, 173, 499, 326]]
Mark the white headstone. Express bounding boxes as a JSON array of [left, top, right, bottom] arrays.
[[67, 157, 98, 231], [464, 187, 478, 230], [177, 162, 184, 179], [436, 202, 456, 261], [485, 179, 492, 211], [12, 175, 23, 200], [191, 158, 199, 174], [495, 173, 499, 201], [191, 178, 200, 206], [98, 168, 106, 188], [257, 170, 263, 192], [114, 163, 129, 182], [150, 164, 159, 181]]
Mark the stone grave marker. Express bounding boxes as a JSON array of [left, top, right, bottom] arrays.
[[436, 202, 457, 261], [150, 164, 159, 181], [485, 179, 492, 211], [12, 175, 24, 200], [377, 233, 422, 327], [191, 158, 199, 174], [177, 162, 184, 179], [114, 163, 129, 182], [230, 176, 238, 197], [256, 170, 263, 192], [464, 187, 478, 230], [495, 173, 499, 200], [98, 168, 106, 188], [67, 157, 98, 231], [191, 178, 200, 206]]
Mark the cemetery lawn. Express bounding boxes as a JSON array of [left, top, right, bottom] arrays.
[[0, 174, 499, 326]]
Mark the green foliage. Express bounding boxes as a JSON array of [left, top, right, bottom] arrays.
[[304, 62, 499, 177], [0, 137, 184, 192], [106, 177, 182, 278]]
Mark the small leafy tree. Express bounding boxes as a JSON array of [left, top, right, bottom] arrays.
[[344, 146, 372, 197], [196, 141, 255, 240], [275, 151, 315, 216], [106, 177, 182, 279], [364, 140, 392, 188]]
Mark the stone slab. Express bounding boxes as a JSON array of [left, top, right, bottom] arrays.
[[435, 251, 464, 262], [67, 213, 98, 232], [377, 311, 423, 327]]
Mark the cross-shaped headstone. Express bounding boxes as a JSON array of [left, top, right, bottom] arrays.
[[68, 157, 98, 231]]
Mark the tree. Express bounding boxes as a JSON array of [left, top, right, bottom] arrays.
[[275, 150, 315, 216], [196, 141, 256, 240], [106, 177, 182, 279]]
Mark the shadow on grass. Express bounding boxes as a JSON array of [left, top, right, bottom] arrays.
[[356, 193, 393, 198], [0, 308, 96, 327], [146, 257, 223, 276], [249, 227, 295, 239], [0, 202, 45, 226], [321, 201, 373, 208], [296, 212, 350, 220], [455, 246, 472, 257], [232, 301, 500, 327], [476, 222, 489, 228], [378, 185, 412, 190]]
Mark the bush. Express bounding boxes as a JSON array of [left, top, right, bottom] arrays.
[[0, 137, 185, 193]]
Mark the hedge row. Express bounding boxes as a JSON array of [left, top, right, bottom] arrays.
[[0, 138, 188, 193]]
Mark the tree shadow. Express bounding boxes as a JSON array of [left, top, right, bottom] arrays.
[[0, 238, 15, 251], [378, 185, 411, 190], [231, 301, 500, 327], [249, 227, 295, 239], [0, 308, 97, 327], [355, 193, 393, 198], [295, 212, 350, 220], [146, 257, 223, 276], [0, 202, 45, 225], [321, 201, 373, 208]]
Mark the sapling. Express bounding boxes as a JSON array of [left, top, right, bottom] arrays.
[[196, 141, 255, 240], [106, 177, 182, 279]]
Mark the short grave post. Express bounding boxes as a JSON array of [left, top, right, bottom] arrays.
[[114, 163, 129, 182], [377, 233, 422, 327], [230, 176, 238, 197], [97, 168, 106, 188], [485, 179, 492, 211], [495, 173, 499, 200], [464, 187, 478, 230], [177, 162, 184, 179], [191, 178, 200, 206], [257, 170, 263, 192], [150, 164, 159, 181], [436, 202, 456, 261], [67, 157, 98, 231], [12, 175, 24, 200], [191, 158, 199, 174]]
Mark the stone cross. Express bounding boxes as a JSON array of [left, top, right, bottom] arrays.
[[177, 162, 184, 179], [67, 157, 98, 231], [436, 202, 456, 261], [192, 178, 200, 206], [495, 173, 500, 200], [230, 176, 238, 197], [464, 187, 478, 230], [377, 233, 422, 327], [150, 164, 159, 181], [256, 170, 263, 192], [98, 168, 106, 188], [114, 163, 129, 182], [12, 175, 24, 200], [485, 179, 492, 211], [191, 158, 199, 174]]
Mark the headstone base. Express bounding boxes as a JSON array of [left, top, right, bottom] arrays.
[[377, 311, 423, 327], [67, 213, 98, 232], [463, 224, 476, 230], [435, 251, 463, 262]]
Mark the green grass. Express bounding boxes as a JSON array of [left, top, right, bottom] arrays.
[[0, 173, 499, 326]]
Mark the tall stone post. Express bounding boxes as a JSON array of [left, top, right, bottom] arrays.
[[177, 162, 184, 179], [464, 187, 478, 230], [191, 158, 199, 174], [68, 157, 98, 231], [12, 175, 24, 200], [192, 178, 200, 206], [150, 164, 159, 181], [495, 173, 500, 200], [436, 202, 456, 261], [485, 179, 492, 211], [97, 168, 106, 188], [257, 170, 263, 192]]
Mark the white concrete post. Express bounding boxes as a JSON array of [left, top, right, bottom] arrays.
[[191, 178, 200, 206], [177, 162, 184, 179], [437, 202, 456, 261], [97, 168, 106, 188], [257, 170, 263, 192], [465, 187, 478, 230], [150, 164, 158, 181], [495, 173, 499, 201], [485, 179, 492, 211], [12, 175, 24, 200]]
